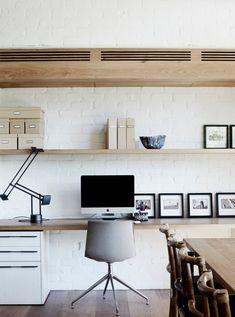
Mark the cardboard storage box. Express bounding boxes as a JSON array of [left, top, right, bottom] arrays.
[[25, 119, 44, 134], [0, 107, 44, 119], [117, 118, 127, 149], [126, 118, 135, 149], [18, 134, 43, 150], [107, 118, 117, 149], [0, 119, 9, 134], [0, 134, 17, 149], [10, 119, 25, 134]]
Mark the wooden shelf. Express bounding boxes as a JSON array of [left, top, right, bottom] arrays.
[[1, 148, 235, 155], [1, 48, 235, 87]]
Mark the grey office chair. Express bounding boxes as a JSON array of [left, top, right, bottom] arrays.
[[71, 220, 149, 316]]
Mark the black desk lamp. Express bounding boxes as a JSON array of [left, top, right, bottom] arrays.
[[0, 147, 51, 224]]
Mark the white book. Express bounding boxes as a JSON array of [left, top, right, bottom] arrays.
[[117, 118, 127, 149], [107, 118, 117, 149], [126, 118, 135, 149]]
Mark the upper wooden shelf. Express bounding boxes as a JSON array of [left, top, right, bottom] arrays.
[[1, 48, 235, 87], [0, 149, 235, 155]]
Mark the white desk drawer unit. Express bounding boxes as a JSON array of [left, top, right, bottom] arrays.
[[0, 231, 40, 247], [0, 246, 40, 261], [0, 231, 49, 305]]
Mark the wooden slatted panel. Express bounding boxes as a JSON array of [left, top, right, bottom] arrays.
[[0, 50, 91, 62], [202, 51, 235, 61], [101, 50, 191, 61]]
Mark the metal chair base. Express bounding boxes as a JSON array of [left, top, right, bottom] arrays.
[[71, 263, 149, 316]]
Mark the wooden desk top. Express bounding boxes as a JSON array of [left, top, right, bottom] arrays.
[[0, 218, 159, 231], [0, 217, 235, 231], [185, 238, 235, 294]]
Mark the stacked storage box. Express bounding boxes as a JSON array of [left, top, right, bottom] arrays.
[[0, 107, 44, 150], [107, 117, 135, 149]]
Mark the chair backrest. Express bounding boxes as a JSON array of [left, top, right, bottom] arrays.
[[159, 224, 186, 317], [159, 224, 180, 279], [197, 270, 231, 317], [178, 246, 207, 316], [167, 237, 186, 286], [85, 220, 136, 263]]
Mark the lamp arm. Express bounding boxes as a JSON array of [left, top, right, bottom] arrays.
[[12, 183, 51, 206], [12, 183, 42, 202], [1, 147, 42, 199], [0, 147, 50, 224]]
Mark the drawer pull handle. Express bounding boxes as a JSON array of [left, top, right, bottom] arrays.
[[1, 140, 9, 144], [0, 235, 38, 238], [13, 125, 21, 128], [0, 124, 5, 128], [29, 125, 36, 128], [0, 251, 38, 253], [0, 265, 38, 269], [13, 111, 21, 115]]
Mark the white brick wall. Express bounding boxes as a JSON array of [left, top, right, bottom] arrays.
[[1, 0, 235, 48], [1, 87, 235, 220], [1, 0, 235, 290]]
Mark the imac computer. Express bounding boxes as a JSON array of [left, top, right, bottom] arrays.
[[81, 175, 134, 218]]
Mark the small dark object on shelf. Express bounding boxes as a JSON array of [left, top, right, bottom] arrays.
[[140, 135, 166, 149]]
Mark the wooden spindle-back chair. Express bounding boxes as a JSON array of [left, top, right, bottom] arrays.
[[159, 224, 185, 317], [196, 270, 232, 317]]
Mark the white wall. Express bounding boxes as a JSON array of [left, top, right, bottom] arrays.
[[1, 87, 235, 221], [1, 0, 235, 290], [0, 0, 235, 48]]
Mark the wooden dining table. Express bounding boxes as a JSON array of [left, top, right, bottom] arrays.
[[184, 238, 235, 294]]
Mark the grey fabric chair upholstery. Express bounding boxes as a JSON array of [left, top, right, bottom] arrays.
[[71, 220, 149, 316], [85, 220, 136, 262]]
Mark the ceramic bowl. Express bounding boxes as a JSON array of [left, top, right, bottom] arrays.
[[140, 135, 166, 149]]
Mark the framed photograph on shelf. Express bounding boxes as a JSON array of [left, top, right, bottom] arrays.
[[187, 193, 213, 218], [230, 126, 235, 148], [216, 192, 235, 217], [134, 193, 156, 218], [159, 193, 184, 218], [204, 125, 228, 149]]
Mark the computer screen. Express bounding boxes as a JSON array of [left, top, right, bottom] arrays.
[[81, 175, 134, 216]]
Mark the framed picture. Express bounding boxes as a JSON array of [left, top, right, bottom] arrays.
[[187, 193, 213, 218], [159, 193, 184, 218], [134, 193, 156, 218], [230, 125, 235, 148], [216, 192, 235, 217], [204, 125, 228, 149]]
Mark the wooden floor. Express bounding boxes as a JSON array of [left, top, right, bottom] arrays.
[[0, 290, 170, 317]]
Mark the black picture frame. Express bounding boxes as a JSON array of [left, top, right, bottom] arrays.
[[216, 192, 235, 217], [134, 193, 156, 218], [230, 125, 235, 148], [187, 193, 213, 218], [204, 125, 229, 149], [159, 193, 184, 218]]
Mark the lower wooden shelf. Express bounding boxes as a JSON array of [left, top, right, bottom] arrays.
[[0, 148, 235, 155]]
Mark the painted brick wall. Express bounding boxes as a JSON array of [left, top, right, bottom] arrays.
[[1, 0, 235, 48], [1, 0, 235, 290]]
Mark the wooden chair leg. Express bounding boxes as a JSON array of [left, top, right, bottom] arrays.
[[169, 296, 178, 317]]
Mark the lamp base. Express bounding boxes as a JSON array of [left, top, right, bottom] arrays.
[[30, 214, 43, 224]]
